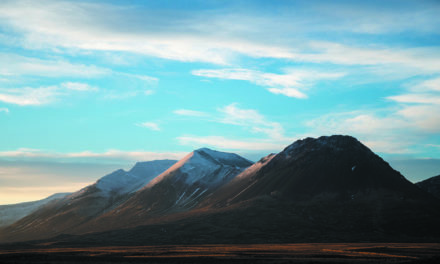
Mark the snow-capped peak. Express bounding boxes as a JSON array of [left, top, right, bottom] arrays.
[[147, 148, 252, 187], [194, 147, 252, 167], [94, 160, 177, 196]]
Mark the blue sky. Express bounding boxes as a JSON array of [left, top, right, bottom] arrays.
[[1, 0, 440, 204]]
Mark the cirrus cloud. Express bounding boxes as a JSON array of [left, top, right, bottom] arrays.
[[192, 68, 344, 98]]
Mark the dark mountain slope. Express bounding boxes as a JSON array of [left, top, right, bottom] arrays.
[[203, 135, 432, 206], [417, 175, 440, 199]]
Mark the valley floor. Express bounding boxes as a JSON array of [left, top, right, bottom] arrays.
[[0, 243, 439, 264]]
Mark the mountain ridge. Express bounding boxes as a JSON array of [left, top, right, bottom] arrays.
[[0, 159, 177, 242], [0, 193, 70, 228], [1, 135, 439, 245]]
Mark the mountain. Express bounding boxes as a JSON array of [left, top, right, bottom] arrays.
[[95, 160, 179, 196], [0, 160, 176, 242], [417, 175, 440, 199], [203, 135, 432, 205], [39, 135, 440, 246], [83, 148, 253, 232], [187, 135, 440, 242], [2, 136, 440, 246], [0, 193, 70, 228]]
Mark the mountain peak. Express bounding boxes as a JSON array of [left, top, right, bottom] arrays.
[[208, 134, 426, 206], [194, 147, 214, 153], [129, 160, 177, 176], [283, 135, 369, 157], [95, 160, 177, 195], [147, 148, 252, 188], [192, 147, 252, 168]]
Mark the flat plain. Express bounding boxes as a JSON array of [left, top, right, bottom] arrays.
[[1, 243, 439, 264]]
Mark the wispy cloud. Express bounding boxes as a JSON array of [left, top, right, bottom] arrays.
[[305, 103, 440, 154], [0, 86, 59, 106], [388, 94, 440, 105], [120, 73, 158, 84], [177, 135, 287, 151], [136, 122, 161, 131], [291, 42, 440, 75], [1, 0, 438, 80], [397, 105, 440, 133], [218, 103, 285, 139], [384, 77, 440, 133], [0, 1, 295, 65], [175, 103, 296, 152], [0, 148, 185, 163], [0, 52, 109, 78], [305, 111, 416, 154], [192, 68, 344, 98], [411, 77, 440, 92], [387, 76, 440, 105], [0, 82, 97, 106], [174, 109, 209, 117], [0, 107, 9, 113], [61, 82, 98, 92]]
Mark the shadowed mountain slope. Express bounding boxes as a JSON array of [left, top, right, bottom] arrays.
[[203, 135, 432, 206], [417, 175, 440, 199]]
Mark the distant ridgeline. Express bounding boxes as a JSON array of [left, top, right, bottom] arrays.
[[1, 135, 439, 245]]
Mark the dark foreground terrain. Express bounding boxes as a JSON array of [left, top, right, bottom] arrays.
[[0, 243, 439, 264]]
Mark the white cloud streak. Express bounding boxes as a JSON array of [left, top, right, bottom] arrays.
[[383, 77, 440, 133], [1, 0, 438, 75], [0, 52, 109, 78], [0, 86, 59, 106], [0, 1, 295, 65], [174, 109, 209, 117], [192, 68, 344, 98], [0, 82, 97, 106], [218, 103, 285, 139], [0, 148, 185, 163], [411, 77, 440, 92], [305, 112, 416, 154], [388, 94, 440, 105], [137, 122, 161, 131], [306, 102, 440, 154], [0, 108, 9, 113], [175, 103, 297, 152], [177, 135, 287, 151]]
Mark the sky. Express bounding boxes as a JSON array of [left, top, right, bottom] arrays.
[[1, 0, 440, 204]]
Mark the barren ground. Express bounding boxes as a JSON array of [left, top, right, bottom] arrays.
[[0, 243, 439, 263]]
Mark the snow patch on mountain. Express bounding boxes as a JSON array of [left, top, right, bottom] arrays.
[[96, 160, 177, 196], [148, 148, 252, 188]]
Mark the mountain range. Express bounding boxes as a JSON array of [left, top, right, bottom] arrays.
[[1, 135, 439, 245]]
